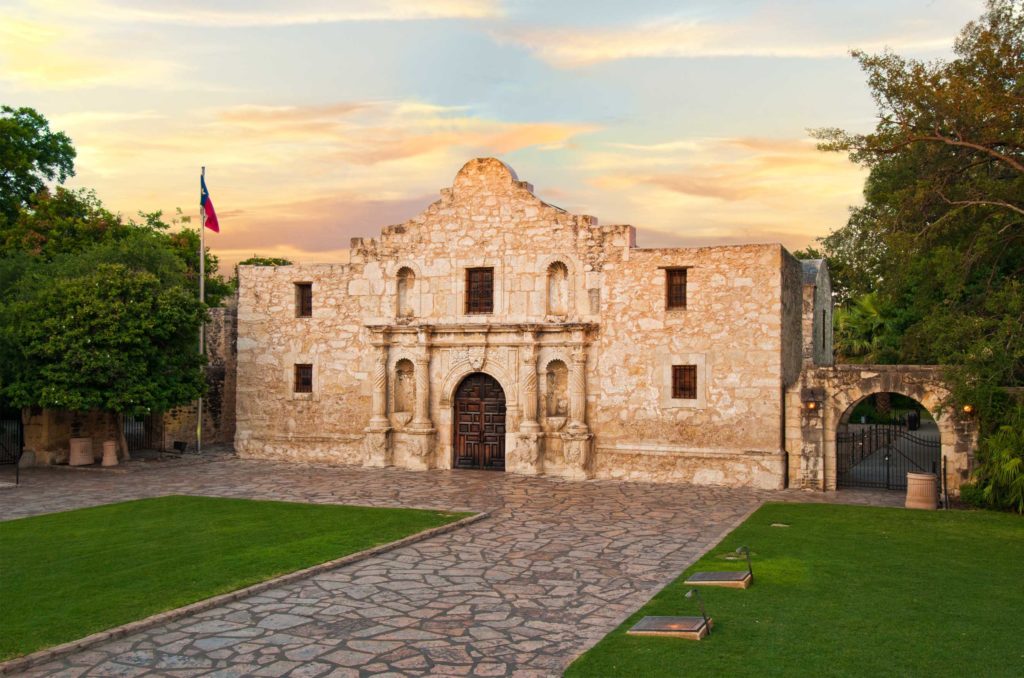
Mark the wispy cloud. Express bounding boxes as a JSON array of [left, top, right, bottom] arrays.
[[493, 6, 957, 67], [0, 17, 183, 90], [575, 136, 866, 248], [36, 0, 503, 27]]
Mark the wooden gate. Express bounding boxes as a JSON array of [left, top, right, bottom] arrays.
[[453, 373, 506, 470]]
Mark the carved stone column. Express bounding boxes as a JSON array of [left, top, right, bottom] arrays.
[[519, 331, 540, 434], [567, 344, 588, 432], [369, 342, 390, 429], [364, 337, 392, 467], [401, 325, 436, 470], [410, 355, 431, 429], [562, 339, 592, 479]]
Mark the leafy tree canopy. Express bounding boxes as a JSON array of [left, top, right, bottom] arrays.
[[238, 255, 293, 267], [813, 0, 1024, 428], [0, 106, 76, 225]]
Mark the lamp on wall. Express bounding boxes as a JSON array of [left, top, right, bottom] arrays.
[[801, 387, 824, 412], [962, 404, 975, 415]]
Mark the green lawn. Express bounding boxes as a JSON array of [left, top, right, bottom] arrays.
[[568, 503, 1024, 678], [0, 495, 469, 660]]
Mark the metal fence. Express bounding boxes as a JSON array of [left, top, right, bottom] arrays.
[[837, 422, 941, 490], [1, 402, 24, 484]]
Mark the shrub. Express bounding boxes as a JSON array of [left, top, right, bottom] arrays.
[[971, 407, 1024, 513], [957, 483, 986, 508]]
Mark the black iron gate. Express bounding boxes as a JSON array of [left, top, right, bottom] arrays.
[[837, 422, 940, 490], [1, 401, 24, 483], [124, 413, 162, 453]]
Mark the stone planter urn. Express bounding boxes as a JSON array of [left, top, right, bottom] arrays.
[[101, 440, 119, 467], [905, 472, 938, 510], [69, 437, 93, 466]]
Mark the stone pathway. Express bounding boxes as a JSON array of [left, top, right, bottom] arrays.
[[1, 457, 901, 677]]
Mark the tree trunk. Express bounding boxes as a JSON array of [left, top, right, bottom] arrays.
[[875, 392, 892, 418]]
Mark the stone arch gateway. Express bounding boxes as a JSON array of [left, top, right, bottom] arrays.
[[787, 365, 977, 493]]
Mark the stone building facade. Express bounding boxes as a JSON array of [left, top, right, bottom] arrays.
[[235, 158, 841, 490]]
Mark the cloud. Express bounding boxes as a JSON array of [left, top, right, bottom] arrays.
[[493, 7, 958, 67], [0, 17, 182, 90], [36, 0, 502, 27], [575, 136, 867, 250]]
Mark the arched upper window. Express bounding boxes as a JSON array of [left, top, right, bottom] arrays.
[[546, 261, 569, 316], [394, 359, 415, 413], [397, 267, 415, 317]]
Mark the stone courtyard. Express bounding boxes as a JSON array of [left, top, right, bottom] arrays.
[[1, 454, 899, 677]]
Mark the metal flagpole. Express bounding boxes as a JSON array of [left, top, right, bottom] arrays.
[[198, 167, 206, 454]]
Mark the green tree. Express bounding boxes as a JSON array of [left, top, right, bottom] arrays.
[[813, 0, 1024, 429], [0, 106, 76, 225]]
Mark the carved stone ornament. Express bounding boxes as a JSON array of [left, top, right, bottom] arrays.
[[362, 429, 392, 467], [560, 430, 592, 479], [452, 345, 486, 371]]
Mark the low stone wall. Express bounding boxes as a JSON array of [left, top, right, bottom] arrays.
[[593, 444, 786, 489]]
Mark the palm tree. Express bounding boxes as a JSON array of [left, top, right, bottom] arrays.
[[834, 292, 895, 364]]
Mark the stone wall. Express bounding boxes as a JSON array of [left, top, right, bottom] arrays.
[[235, 158, 802, 489], [162, 301, 238, 450], [785, 364, 977, 493]]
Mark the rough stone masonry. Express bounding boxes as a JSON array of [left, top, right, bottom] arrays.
[[234, 158, 973, 491]]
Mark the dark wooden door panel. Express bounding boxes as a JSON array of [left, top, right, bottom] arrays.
[[453, 373, 506, 470]]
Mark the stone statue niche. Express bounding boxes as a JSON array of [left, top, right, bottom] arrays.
[[546, 359, 569, 417], [394, 359, 415, 419], [546, 261, 568, 316], [396, 267, 415, 318]]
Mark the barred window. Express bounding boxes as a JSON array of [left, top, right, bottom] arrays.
[[466, 267, 494, 314], [671, 365, 697, 399], [294, 364, 313, 393], [666, 268, 687, 309], [295, 283, 313, 317]]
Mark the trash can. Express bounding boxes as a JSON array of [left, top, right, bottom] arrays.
[[907, 410, 920, 431], [905, 472, 937, 510], [69, 437, 93, 466], [102, 440, 119, 466]]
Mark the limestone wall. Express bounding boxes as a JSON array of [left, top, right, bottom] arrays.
[[234, 158, 801, 489]]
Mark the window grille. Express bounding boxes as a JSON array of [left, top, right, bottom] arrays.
[[466, 267, 494, 314], [666, 268, 687, 309], [672, 364, 697, 399], [294, 364, 313, 393], [295, 283, 313, 317]]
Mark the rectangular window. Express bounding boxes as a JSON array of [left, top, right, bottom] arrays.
[[295, 283, 313, 318], [672, 365, 697, 399], [466, 267, 494, 314], [666, 268, 687, 309], [294, 364, 313, 393]]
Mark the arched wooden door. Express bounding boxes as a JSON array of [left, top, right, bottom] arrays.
[[453, 373, 506, 470]]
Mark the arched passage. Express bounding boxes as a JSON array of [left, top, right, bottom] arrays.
[[835, 392, 941, 490], [452, 372, 506, 471], [796, 365, 976, 494]]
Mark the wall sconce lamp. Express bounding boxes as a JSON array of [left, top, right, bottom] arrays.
[[962, 404, 975, 415], [801, 387, 825, 412]]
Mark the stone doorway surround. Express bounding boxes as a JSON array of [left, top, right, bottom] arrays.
[[452, 372, 507, 470], [361, 322, 597, 480]]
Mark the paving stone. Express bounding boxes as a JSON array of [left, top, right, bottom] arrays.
[[4, 456, 901, 677]]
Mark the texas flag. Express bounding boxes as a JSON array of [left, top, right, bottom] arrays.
[[200, 174, 220, 233]]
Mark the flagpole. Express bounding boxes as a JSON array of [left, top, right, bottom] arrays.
[[198, 166, 206, 454]]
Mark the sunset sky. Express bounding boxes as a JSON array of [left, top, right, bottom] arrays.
[[1, 0, 984, 268]]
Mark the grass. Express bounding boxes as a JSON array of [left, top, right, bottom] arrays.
[[0, 495, 469, 660], [567, 503, 1024, 678]]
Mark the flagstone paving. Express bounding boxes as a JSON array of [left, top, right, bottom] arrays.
[[1, 455, 901, 677]]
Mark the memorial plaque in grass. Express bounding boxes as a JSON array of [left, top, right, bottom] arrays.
[[0, 495, 470, 660], [568, 503, 1024, 678]]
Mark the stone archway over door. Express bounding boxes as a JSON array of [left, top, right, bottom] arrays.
[[453, 373, 506, 470]]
